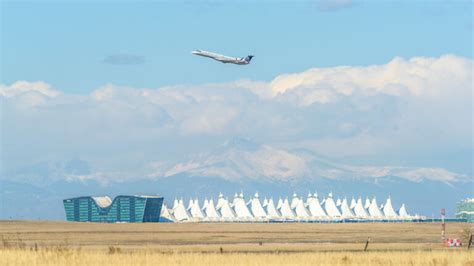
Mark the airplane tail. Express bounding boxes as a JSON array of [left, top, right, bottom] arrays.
[[244, 55, 254, 62]]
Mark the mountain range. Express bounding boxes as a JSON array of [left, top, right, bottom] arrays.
[[1, 139, 471, 220]]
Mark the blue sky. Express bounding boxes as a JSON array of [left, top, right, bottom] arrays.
[[1, 1, 472, 93]]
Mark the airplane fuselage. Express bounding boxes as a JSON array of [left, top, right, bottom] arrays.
[[192, 50, 253, 65]]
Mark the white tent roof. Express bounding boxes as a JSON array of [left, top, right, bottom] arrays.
[[350, 197, 357, 209], [202, 199, 209, 210], [398, 203, 410, 218], [173, 199, 191, 221], [340, 198, 355, 218], [187, 199, 194, 211], [324, 193, 341, 217], [249, 192, 267, 218], [233, 193, 253, 219], [306, 193, 313, 204], [160, 203, 176, 222], [263, 197, 268, 207], [305, 194, 313, 206], [216, 193, 226, 207], [291, 193, 299, 209], [364, 197, 371, 209], [217, 198, 236, 219], [165, 192, 416, 223], [276, 198, 283, 210], [265, 198, 281, 218], [279, 198, 296, 218], [172, 198, 179, 210], [307, 194, 327, 217], [294, 198, 311, 218], [189, 198, 205, 219], [353, 197, 369, 218], [368, 197, 384, 218], [382, 197, 398, 218], [203, 199, 220, 219]]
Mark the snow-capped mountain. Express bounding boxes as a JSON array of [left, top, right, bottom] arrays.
[[1, 139, 471, 220], [158, 140, 309, 182], [150, 138, 468, 185]]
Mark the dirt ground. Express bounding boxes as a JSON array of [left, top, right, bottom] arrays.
[[0, 221, 471, 252]]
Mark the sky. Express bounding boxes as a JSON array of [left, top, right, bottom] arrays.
[[0, 1, 473, 217], [1, 1, 472, 92]]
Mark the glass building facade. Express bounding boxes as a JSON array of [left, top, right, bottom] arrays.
[[456, 198, 474, 222], [63, 195, 164, 223]]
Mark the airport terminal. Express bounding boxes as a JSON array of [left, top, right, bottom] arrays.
[[63, 195, 163, 223], [64, 193, 474, 224]]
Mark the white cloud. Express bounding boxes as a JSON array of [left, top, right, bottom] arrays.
[[0, 81, 60, 98], [270, 55, 471, 105], [1, 55, 472, 183], [0, 81, 61, 108], [180, 106, 239, 135]]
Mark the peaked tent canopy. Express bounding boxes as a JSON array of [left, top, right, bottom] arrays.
[[233, 193, 253, 219], [398, 204, 411, 218], [324, 193, 342, 218], [173, 199, 191, 221], [279, 198, 296, 218], [265, 198, 281, 218], [159, 203, 176, 222], [189, 198, 205, 219], [353, 197, 369, 218], [340, 198, 355, 218], [249, 192, 267, 218], [203, 199, 221, 219], [294, 198, 311, 218], [307, 194, 327, 217], [368, 197, 384, 218]]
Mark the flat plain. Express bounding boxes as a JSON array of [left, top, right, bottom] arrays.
[[0, 221, 472, 265]]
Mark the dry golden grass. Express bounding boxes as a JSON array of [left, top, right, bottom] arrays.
[[0, 221, 471, 250], [0, 221, 472, 265], [0, 247, 473, 266]]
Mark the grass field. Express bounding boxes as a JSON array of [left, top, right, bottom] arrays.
[[1, 248, 473, 266], [0, 221, 472, 265]]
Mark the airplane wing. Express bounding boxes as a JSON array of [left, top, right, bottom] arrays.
[[192, 50, 237, 62]]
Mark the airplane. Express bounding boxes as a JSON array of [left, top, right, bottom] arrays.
[[192, 49, 254, 65]]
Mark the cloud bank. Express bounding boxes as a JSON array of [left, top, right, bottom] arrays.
[[1, 55, 472, 184]]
